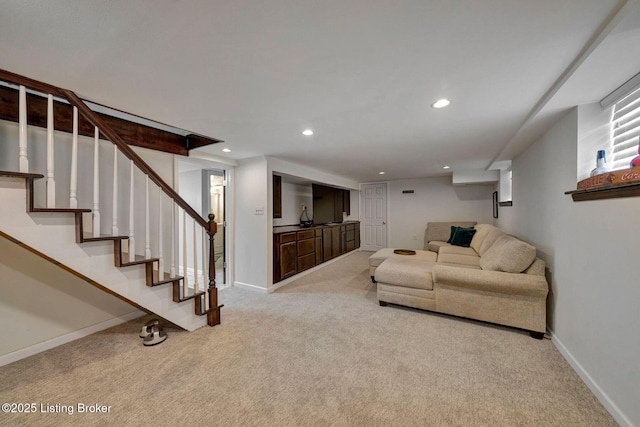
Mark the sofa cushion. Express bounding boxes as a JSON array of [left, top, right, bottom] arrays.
[[374, 258, 436, 290], [478, 228, 505, 256], [437, 251, 481, 268], [479, 235, 537, 273], [469, 224, 496, 253], [450, 227, 476, 247], [427, 240, 449, 253]]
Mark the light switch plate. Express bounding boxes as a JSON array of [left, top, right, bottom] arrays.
[[255, 206, 264, 215]]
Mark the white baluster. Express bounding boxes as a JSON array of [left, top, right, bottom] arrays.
[[92, 127, 100, 236], [18, 85, 28, 173], [193, 218, 199, 294], [182, 208, 188, 296], [46, 95, 56, 207], [128, 160, 135, 257], [112, 145, 118, 236], [69, 107, 78, 208], [170, 202, 176, 277], [157, 191, 164, 278], [145, 176, 151, 258]]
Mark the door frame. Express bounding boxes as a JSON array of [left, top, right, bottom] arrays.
[[359, 181, 389, 251], [175, 157, 234, 289]]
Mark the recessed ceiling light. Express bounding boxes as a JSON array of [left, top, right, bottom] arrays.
[[302, 129, 314, 136], [379, 171, 385, 175], [443, 165, 450, 169], [222, 148, 231, 153], [432, 99, 451, 109]]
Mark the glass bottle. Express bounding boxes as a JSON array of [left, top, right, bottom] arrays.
[[590, 149, 609, 176], [631, 137, 640, 168]]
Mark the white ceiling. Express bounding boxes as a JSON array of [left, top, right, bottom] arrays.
[[2, 0, 640, 182]]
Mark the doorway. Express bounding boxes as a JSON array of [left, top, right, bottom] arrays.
[[360, 183, 387, 251], [203, 169, 226, 285]]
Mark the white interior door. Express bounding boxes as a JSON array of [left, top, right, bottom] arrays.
[[361, 183, 387, 251]]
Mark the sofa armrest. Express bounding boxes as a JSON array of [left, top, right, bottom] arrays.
[[432, 265, 548, 298]]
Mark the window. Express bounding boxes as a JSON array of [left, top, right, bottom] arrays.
[[611, 87, 640, 170]]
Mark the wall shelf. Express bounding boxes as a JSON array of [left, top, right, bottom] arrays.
[[565, 182, 640, 201]]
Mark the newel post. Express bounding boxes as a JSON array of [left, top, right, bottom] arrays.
[[207, 213, 221, 326]]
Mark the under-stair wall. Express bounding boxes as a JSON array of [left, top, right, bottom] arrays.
[[0, 233, 144, 365]]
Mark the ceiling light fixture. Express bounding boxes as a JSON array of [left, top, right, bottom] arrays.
[[432, 99, 451, 109], [222, 148, 231, 153], [379, 171, 385, 175], [302, 129, 314, 136], [443, 165, 450, 169]]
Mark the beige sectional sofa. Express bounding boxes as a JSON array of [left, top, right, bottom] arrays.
[[371, 223, 549, 338]]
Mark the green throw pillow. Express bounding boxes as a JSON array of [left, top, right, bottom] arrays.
[[446, 226, 460, 243], [450, 227, 477, 247]]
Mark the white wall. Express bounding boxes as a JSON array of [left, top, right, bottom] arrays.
[[267, 156, 359, 190], [273, 181, 313, 227], [496, 107, 639, 427], [179, 169, 203, 214], [233, 156, 269, 291], [0, 235, 141, 361], [386, 177, 494, 250]]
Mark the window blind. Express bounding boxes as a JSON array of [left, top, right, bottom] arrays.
[[611, 87, 640, 170]]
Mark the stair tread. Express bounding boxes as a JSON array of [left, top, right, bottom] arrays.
[[31, 208, 92, 213], [0, 171, 45, 179], [152, 271, 183, 286], [176, 288, 206, 302], [82, 233, 129, 242], [118, 252, 159, 266]]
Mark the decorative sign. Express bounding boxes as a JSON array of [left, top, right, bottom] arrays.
[[577, 167, 640, 190]]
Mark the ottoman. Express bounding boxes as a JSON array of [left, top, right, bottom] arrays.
[[368, 248, 437, 280], [375, 257, 437, 311]]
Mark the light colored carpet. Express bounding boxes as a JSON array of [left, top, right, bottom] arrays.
[[0, 251, 616, 426]]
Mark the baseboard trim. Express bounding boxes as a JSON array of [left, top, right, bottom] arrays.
[[0, 310, 145, 367], [551, 330, 633, 427], [233, 281, 268, 293]]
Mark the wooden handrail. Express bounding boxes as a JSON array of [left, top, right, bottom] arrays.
[[0, 68, 207, 228], [61, 90, 208, 228], [0, 69, 67, 99]]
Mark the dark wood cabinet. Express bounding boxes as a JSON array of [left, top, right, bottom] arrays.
[[274, 222, 360, 283], [314, 229, 323, 265], [296, 230, 315, 273], [343, 190, 351, 215], [273, 174, 282, 218], [322, 227, 333, 261], [273, 232, 296, 281], [312, 184, 351, 223], [334, 190, 344, 221]]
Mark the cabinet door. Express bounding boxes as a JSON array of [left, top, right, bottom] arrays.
[[280, 241, 297, 279], [273, 175, 282, 219], [331, 226, 341, 257], [343, 190, 350, 216], [315, 236, 323, 264], [323, 227, 333, 260], [333, 189, 344, 222], [298, 253, 315, 272]]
